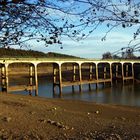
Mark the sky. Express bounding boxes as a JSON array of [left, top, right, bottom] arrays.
[[31, 25, 138, 59], [19, 0, 140, 59]]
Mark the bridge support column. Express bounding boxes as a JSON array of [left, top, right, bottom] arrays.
[[103, 66, 107, 86], [121, 63, 124, 84], [78, 64, 82, 92], [1, 65, 8, 92], [115, 64, 119, 84], [110, 64, 112, 86], [1, 65, 5, 92], [88, 64, 92, 91], [29, 64, 33, 95], [34, 64, 38, 96], [132, 63, 134, 84], [53, 63, 57, 94], [125, 64, 129, 83], [58, 64, 62, 96], [95, 64, 98, 89], [1, 64, 9, 92], [72, 64, 76, 92], [5, 65, 9, 92], [126, 65, 128, 77]]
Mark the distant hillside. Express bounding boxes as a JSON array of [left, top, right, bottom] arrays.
[[46, 52, 80, 58], [0, 48, 81, 58]]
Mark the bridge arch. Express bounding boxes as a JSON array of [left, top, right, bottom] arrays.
[[81, 62, 96, 81], [97, 62, 111, 80], [60, 62, 79, 82], [8, 62, 34, 76], [111, 62, 122, 80], [0, 62, 37, 94], [133, 62, 140, 80], [37, 62, 59, 78], [123, 62, 133, 77]]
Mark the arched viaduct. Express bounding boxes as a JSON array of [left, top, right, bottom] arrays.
[[0, 58, 138, 96]]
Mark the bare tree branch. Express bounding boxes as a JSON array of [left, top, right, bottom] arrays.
[[0, 0, 140, 48]]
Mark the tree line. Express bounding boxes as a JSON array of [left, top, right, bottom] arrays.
[[0, 48, 80, 58], [102, 51, 140, 59]]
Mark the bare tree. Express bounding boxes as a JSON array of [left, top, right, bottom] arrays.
[[121, 47, 137, 59], [102, 52, 112, 59], [1, 0, 140, 48]]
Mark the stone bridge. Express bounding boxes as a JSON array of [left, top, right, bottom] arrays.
[[0, 58, 139, 96]]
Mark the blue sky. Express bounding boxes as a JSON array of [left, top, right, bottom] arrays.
[[30, 24, 139, 58], [31, 0, 140, 58], [18, 0, 140, 58]]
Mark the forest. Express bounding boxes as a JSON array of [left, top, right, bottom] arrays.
[[0, 48, 80, 58]]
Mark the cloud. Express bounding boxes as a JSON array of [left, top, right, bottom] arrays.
[[26, 30, 139, 59]]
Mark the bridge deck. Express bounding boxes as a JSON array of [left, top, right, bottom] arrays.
[[0, 57, 140, 65]]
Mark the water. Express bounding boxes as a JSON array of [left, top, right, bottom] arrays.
[[9, 76, 140, 107]]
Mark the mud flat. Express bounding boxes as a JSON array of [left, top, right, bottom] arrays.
[[0, 93, 140, 140]]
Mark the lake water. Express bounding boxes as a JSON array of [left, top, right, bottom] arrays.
[[9, 76, 140, 107]]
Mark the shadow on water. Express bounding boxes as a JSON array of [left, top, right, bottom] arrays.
[[2, 76, 140, 107]]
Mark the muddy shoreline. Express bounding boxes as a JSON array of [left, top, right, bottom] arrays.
[[0, 93, 140, 140]]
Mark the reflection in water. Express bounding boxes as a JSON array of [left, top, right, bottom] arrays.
[[4, 76, 140, 107]]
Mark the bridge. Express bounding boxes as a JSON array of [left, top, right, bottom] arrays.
[[0, 58, 139, 96]]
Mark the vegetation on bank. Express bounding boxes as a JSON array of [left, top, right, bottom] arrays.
[[102, 51, 140, 60], [0, 48, 81, 59]]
